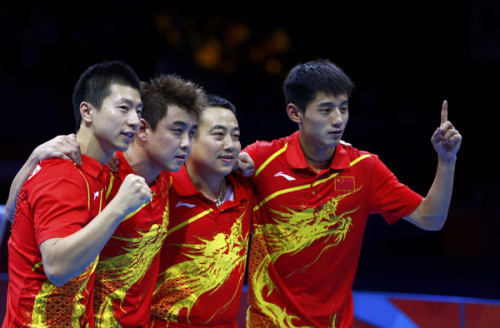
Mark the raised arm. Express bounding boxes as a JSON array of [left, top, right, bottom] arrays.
[[40, 173, 152, 286], [405, 100, 462, 230], [5, 134, 81, 222]]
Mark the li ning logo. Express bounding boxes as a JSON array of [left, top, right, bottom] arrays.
[[274, 172, 296, 181], [28, 165, 42, 180]]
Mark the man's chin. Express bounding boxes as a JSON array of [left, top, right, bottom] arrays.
[[167, 162, 184, 172], [325, 140, 341, 148], [219, 166, 233, 177], [116, 143, 131, 152]]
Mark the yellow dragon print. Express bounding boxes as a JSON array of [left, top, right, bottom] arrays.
[[153, 209, 249, 325], [94, 204, 169, 327], [251, 188, 360, 328]]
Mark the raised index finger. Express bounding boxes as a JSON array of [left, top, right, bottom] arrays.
[[441, 100, 448, 125]]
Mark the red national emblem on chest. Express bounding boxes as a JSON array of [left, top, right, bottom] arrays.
[[335, 176, 355, 191]]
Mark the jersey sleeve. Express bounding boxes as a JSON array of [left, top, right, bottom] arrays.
[[30, 167, 92, 245], [368, 156, 424, 224], [242, 138, 287, 179], [242, 142, 260, 165]]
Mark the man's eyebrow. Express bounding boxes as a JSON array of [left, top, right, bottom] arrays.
[[318, 100, 349, 107], [172, 121, 188, 127], [120, 98, 143, 108], [120, 98, 134, 105], [209, 124, 240, 132], [210, 125, 228, 131]]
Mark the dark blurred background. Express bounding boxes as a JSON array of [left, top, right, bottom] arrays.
[[1, 1, 499, 299]]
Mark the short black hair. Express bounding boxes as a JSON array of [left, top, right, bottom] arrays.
[[283, 59, 354, 112], [206, 93, 236, 114], [72, 60, 141, 131]]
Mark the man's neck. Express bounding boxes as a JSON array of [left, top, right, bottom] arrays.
[[298, 136, 335, 172], [185, 161, 225, 200], [123, 143, 161, 185], [76, 129, 108, 165]]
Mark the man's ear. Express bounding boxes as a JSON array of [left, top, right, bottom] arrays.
[[136, 118, 149, 142], [286, 103, 302, 124], [80, 102, 93, 124]]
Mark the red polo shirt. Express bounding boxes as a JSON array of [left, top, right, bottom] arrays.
[[149, 165, 255, 328], [93, 151, 171, 328], [243, 131, 423, 328], [3, 155, 108, 328]]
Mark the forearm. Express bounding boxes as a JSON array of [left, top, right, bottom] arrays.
[[406, 100, 462, 231], [408, 156, 456, 230], [40, 173, 151, 286], [40, 202, 128, 286], [5, 154, 41, 221]]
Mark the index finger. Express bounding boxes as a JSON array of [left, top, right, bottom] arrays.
[[441, 100, 448, 125]]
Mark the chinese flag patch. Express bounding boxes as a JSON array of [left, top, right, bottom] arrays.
[[335, 176, 355, 191]]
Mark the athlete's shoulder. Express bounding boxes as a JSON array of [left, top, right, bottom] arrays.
[[340, 141, 380, 162], [22, 159, 89, 198], [30, 159, 78, 181], [243, 134, 292, 157]]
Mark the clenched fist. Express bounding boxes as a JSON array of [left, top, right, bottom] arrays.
[[113, 174, 152, 217]]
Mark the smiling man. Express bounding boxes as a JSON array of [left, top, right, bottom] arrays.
[[3, 73, 207, 328], [149, 94, 256, 328], [92, 74, 206, 328], [3, 61, 152, 327]]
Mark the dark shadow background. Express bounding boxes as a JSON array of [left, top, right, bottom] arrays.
[[1, 1, 499, 299]]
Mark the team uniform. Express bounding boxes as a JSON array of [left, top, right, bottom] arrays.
[[149, 165, 255, 328], [93, 151, 170, 328], [243, 131, 424, 328], [3, 155, 108, 328]]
